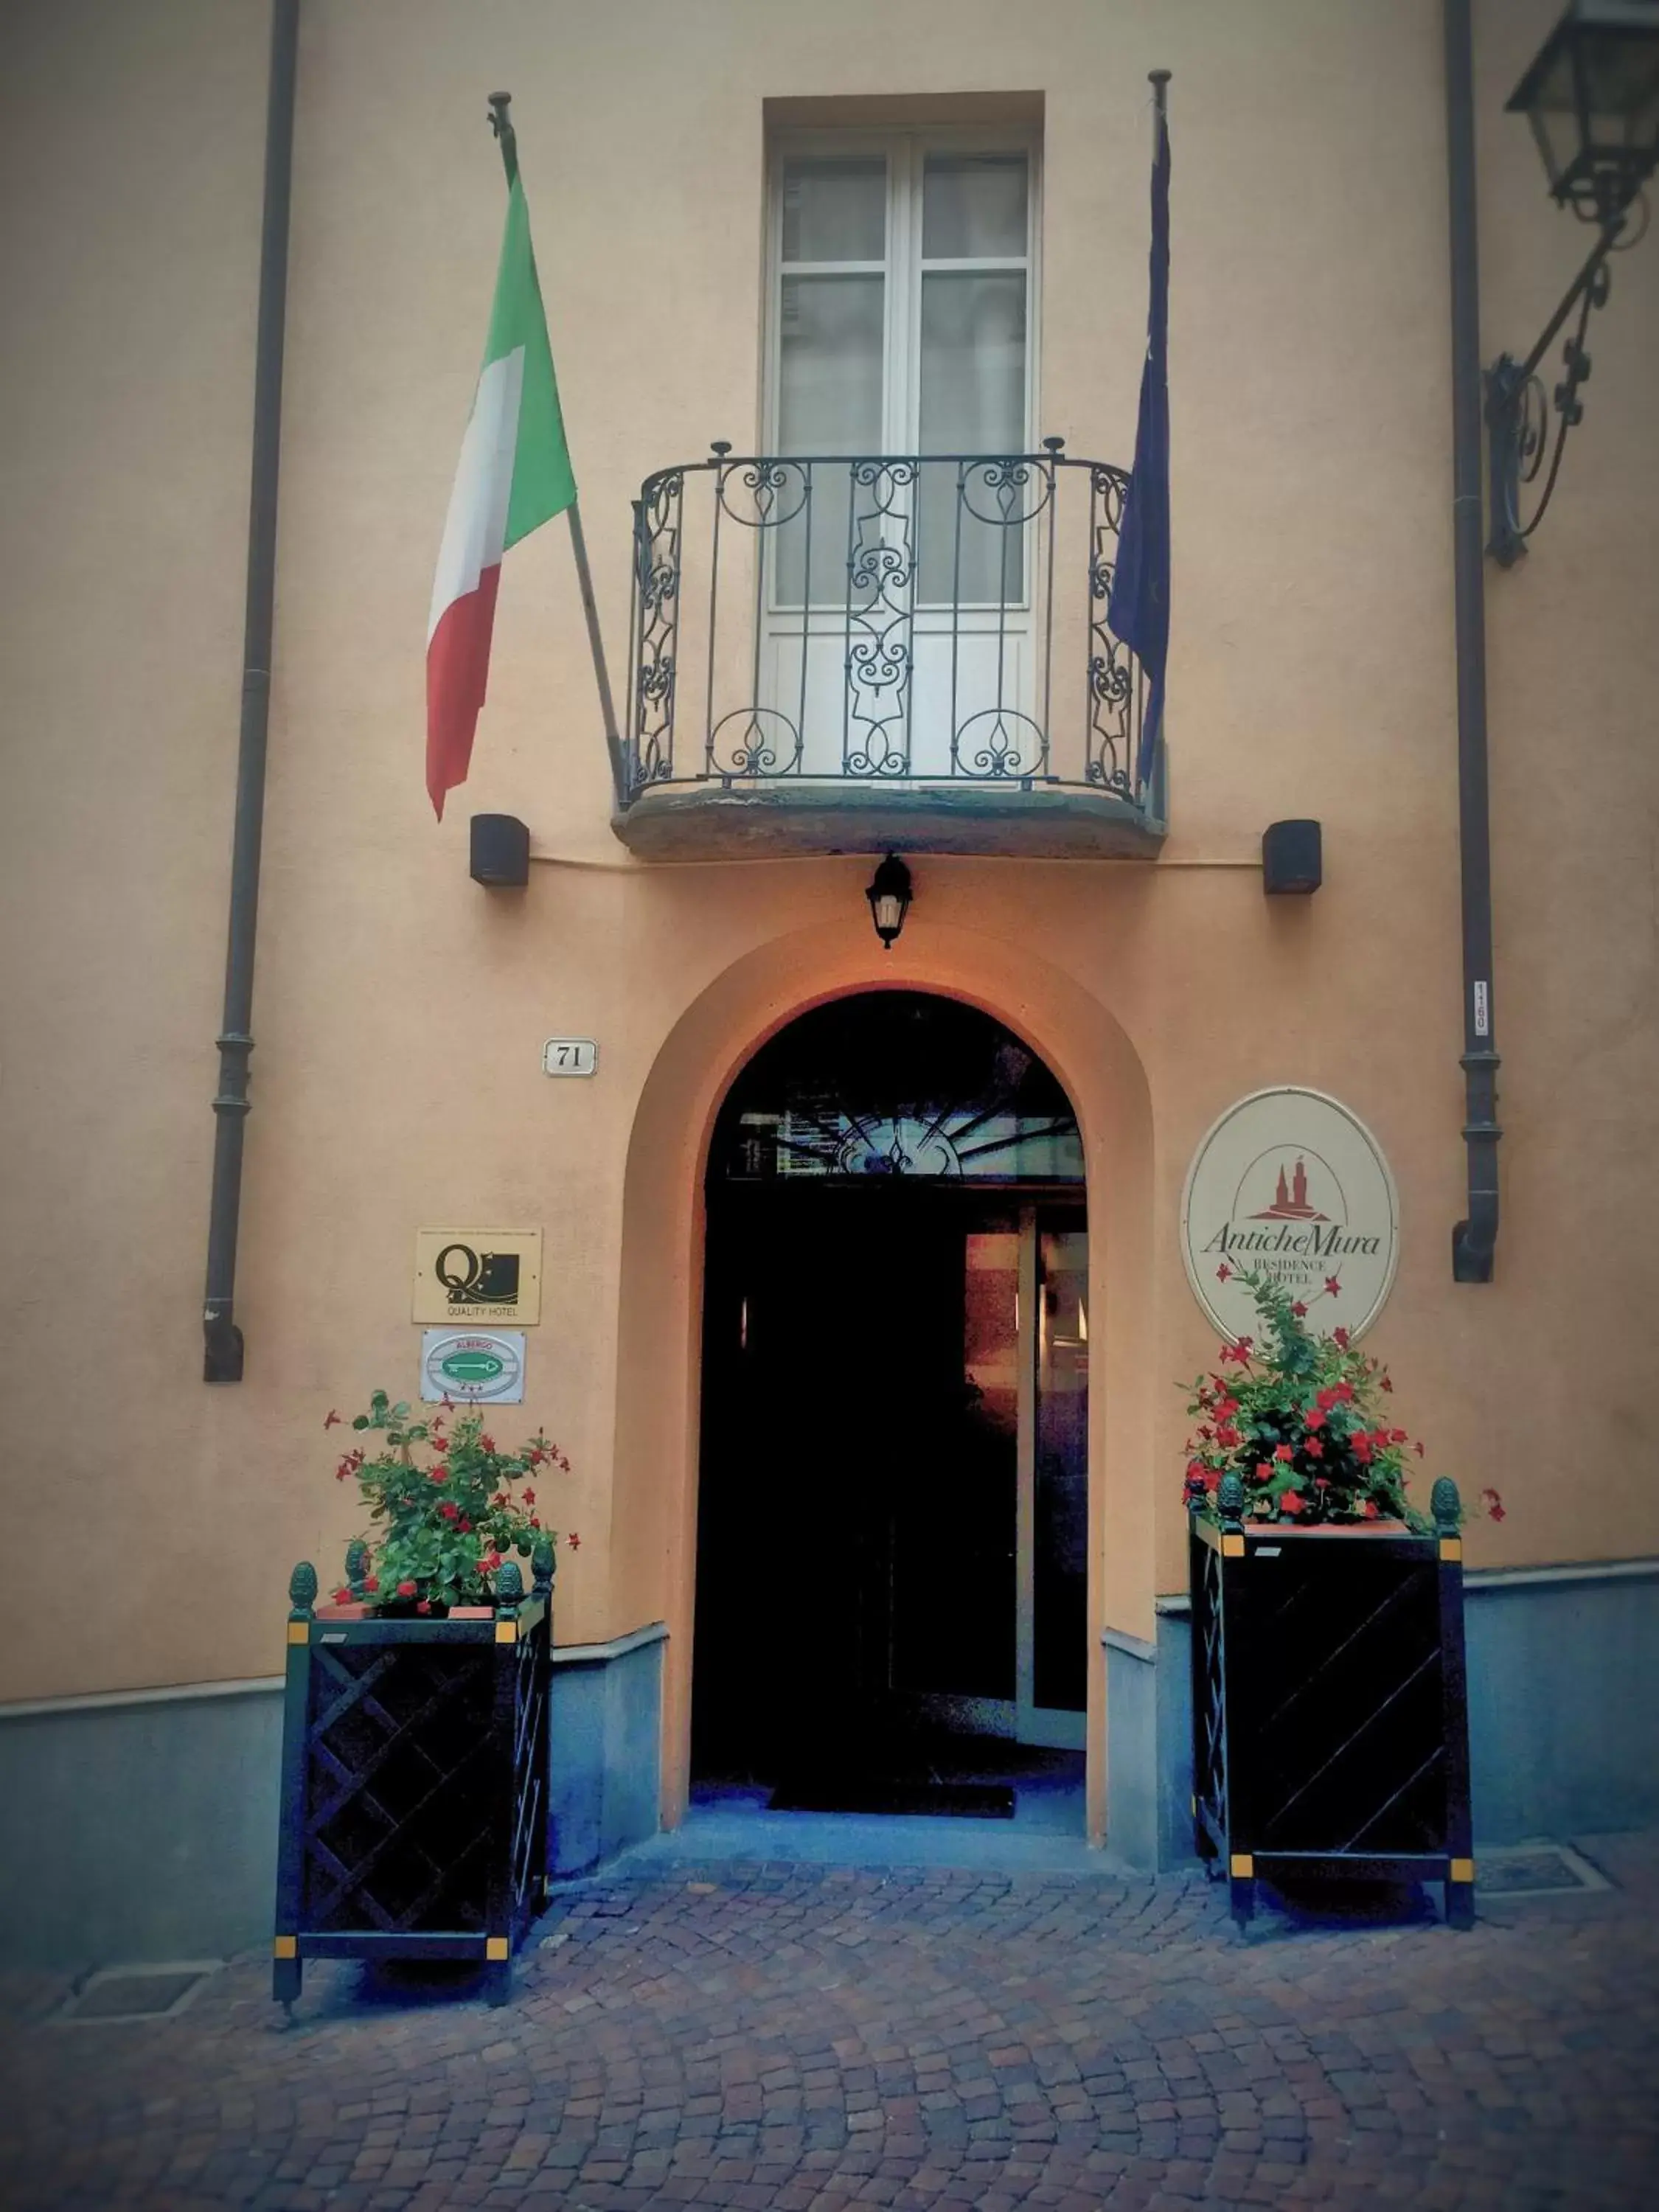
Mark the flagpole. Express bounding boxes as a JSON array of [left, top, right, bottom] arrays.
[[487, 93, 630, 815]]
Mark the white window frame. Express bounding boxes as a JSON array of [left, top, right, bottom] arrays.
[[764, 125, 1043, 463]]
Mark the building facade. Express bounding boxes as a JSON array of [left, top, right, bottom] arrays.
[[1, 0, 1656, 1964]]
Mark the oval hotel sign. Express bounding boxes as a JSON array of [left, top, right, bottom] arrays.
[[1181, 1088, 1399, 1344]]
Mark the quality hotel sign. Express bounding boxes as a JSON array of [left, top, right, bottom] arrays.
[[1180, 1088, 1399, 1344]]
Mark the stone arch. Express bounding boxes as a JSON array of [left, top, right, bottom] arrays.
[[610, 915, 1155, 1843]]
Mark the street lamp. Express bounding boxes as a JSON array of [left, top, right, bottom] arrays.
[[865, 854, 913, 950], [1486, 0, 1659, 564]]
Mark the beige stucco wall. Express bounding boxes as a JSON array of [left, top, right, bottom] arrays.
[[1, 0, 1655, 1840]]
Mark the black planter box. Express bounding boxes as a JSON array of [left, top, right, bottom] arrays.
[[1189, 1487, 1474, 1929], [272, 1562, 553, 2008]]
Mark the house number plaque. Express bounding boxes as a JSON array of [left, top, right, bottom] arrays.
[[543, 1038, 597, 1077]]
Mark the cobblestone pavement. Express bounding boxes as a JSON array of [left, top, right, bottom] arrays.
[[2, 1832, 1657, 2212]]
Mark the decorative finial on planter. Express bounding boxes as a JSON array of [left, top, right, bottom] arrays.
[[495, 1560, 524, 1607], [288, 1562, 318, 1618], [1217, 1472, 1245, 1535], [531, 1537, 554, 1596], [1431, 1478, 1461, 1537], [344, 1539, 369, 1595]]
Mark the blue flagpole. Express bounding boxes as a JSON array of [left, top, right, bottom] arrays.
[[1107, 70, 1172, 798]]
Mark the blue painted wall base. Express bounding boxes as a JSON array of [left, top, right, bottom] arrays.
[[547, 1626, 665, 1877], [0, 1623, 667, 1967], [1106, 1564, 1659, 1873], [3, 1572, 1654, 1960]]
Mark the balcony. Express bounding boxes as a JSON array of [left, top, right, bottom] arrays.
[[616, 448, 1165, 860]]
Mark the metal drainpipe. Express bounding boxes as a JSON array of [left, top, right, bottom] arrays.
[[203, 0, 300, 1380], [1444, 0, 1501, 1283]]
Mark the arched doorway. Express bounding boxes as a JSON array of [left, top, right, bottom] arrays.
[[692, 990, 1089, 1821]]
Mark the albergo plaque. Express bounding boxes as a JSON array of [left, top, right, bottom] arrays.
[[1180, 1089, 1399, 1344]]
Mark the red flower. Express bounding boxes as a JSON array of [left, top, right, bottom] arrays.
[[1215, 1262, 1232, 1284], [332, 1586, 352, 1604], [1256, 1461, 1274, 1479], [1481, 1487, 1506, 1523], [1333, 1326, 1350, 1349], [479, 1436, 495, 1452], [1305, 1437, 1324, 1459], [458, 1517, 471, 1534], [1312, 1475, 1330, 1491], [428, 1464, 448, 1484], [568, 1531, 581, 1550], [397, 1579, 417, 1598], [1352, 1436, 1374, 1464], [1186, 1458, 1207, 1481], [1214, 1397, 1239, 1421], [1290, 1301, 1308, 1319], [362, 1575, 380, 1593], [1390, 1428, 1408, 1446], [526, 1447, 544, 1467], [1215, 1425, 1241, 1450], [1363, 1499, 1380, 1519], [1279, 1490, 1304, 1515], [1304, 1405, 1326, 1430], [1324, 1276, 1342, 1298], [1273, 1443, 1293, 1462], [1380, 1375, 1394, 1394], [1413, 1440, 1425, 1458], [439, 1501, 459, 1522], [521, 1487, 536, 1506], [324, 1409, 343, 1430], [416, 1600, 431, 1615], [480, 1551, 502, 1574]]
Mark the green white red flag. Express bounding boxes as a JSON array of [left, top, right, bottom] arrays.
[[426, 175, 575, 818]]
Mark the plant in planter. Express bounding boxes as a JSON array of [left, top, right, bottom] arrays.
[[1180, 1271, 1499, 1930], [272, 1395, 577, 2012], [1181, 1267, 1504, 1531], [326, 1389, 576, 1613]]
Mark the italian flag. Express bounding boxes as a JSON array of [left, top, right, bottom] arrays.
[[426, 175, 575, 819]]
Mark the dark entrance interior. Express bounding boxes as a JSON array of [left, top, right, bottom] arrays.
[[693, 992, 1088, 1819]]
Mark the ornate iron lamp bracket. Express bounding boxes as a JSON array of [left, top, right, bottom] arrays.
[[1485, 208, 1636, 565]]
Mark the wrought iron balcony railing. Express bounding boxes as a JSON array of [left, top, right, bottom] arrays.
[[619, 446, 1162, 858]]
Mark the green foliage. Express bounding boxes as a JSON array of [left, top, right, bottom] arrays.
[[1183, 1270, 1440, 1531], [326, 1395, 573, 1613]]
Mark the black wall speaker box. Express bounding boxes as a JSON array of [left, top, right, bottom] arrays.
[[1262, 818, 1322, 895], [470, 813, 531, 888]]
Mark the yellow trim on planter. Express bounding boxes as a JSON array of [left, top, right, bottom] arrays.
[[1229, 1853, 1253, 1878], [274, 1935, 297, 1958], [485, 1935, 509, 1960], [286, 1622, 310, 1644], [495, 1621, 518, 1644], [1440, 1538, 1463, 1562], [1220, 1534, 1245, 1557], [1450, 1857, 1475, 1882]]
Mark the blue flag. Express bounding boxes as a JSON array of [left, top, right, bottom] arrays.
[[1108, 93, 1170, 794]]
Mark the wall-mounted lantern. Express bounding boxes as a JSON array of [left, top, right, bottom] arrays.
[[1487, 0, 1659, 564], [866, 854, 913, 950]]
